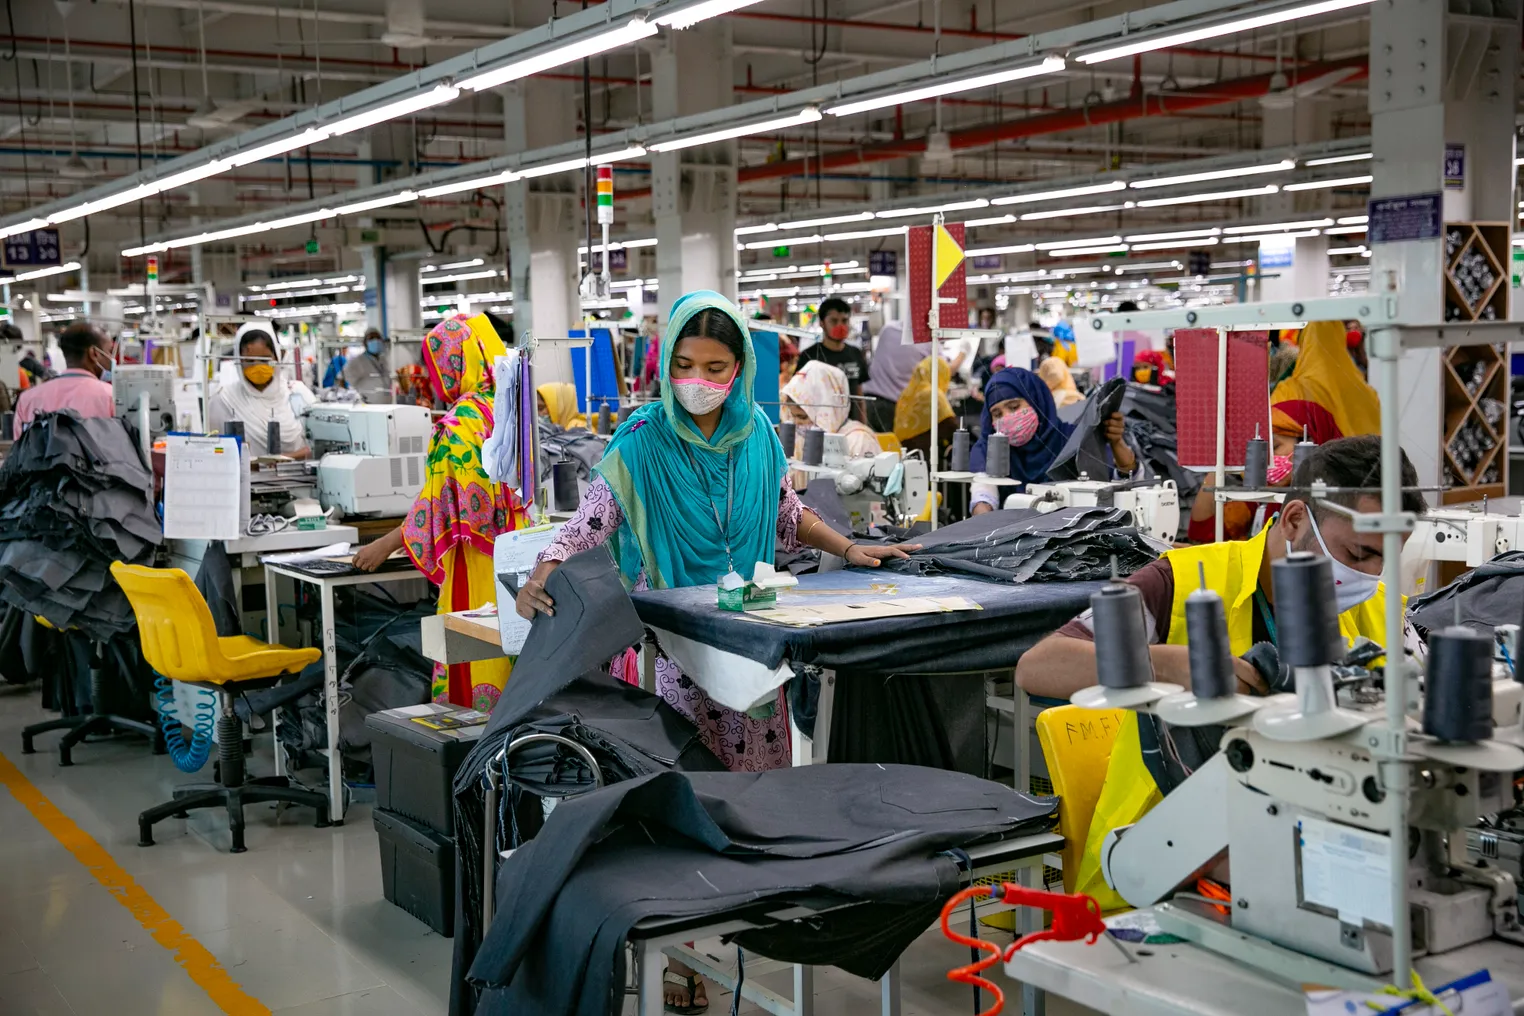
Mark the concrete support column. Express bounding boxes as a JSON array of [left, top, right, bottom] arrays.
[[1371, 0, 1521, 488], [1258, 235, 1331, 302], [1257, 82, 1333, 299], [502, 79, 581, 381], [651, 20, 737, 322], [381, 258, 420, 334]]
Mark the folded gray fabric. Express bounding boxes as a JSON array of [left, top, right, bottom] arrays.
[[882, 505, 1159, 583], [1408, 550, 1524, 636], [0, 412, 159, 639]]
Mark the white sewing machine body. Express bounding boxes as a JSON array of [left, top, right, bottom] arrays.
[[1004, 476, 1180, 543], [304, 404, 432, 516]]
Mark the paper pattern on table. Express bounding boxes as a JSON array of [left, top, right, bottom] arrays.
[[737, 595, 982, 627]]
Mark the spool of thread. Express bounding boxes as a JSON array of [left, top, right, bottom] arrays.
[[266, 420, 282, 456], [1, 411, 13, 441], [1184, 585, 1235, 700], [985, 433, 1010, 478], [801, 426, 825, 466], [778, 420, 796, 458], [1243, 435, 1269, 489], [950, 429, 971, 472], [1423, 626, 1494, 743], [1271, 552, 1342, 667], [1292, 439, 1317, 475], [223, 419, 245, 441], [618, 404, 634, 425], [551, 460, 580, 512], [1091, 583, 1156, 689], [597, 403, 613, 435]]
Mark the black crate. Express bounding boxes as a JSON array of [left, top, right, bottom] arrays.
[[364, 703, 488, 837], [374, 808, 455, 936]]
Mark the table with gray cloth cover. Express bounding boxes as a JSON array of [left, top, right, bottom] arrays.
[[629, 569, 1102, 675]]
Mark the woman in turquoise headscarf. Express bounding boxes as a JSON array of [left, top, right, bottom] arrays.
[[518, 292, 915, 1009]]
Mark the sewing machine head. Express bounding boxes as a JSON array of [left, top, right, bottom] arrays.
[[1005, 476, 1180, 543], [832, 452, 928, 531]]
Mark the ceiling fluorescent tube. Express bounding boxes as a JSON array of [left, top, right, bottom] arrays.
[[0, 217, 48, 239], [1134, 185, 1279, 207], [459, 19, 657, 92], [825, 55, 1066, 117], [649, 108, 822, 152], [227, 127, 332, 168], [655, 0, 767, 30], [326, 85, 461, 136], [965, 215, 1017, 227], [517, 146, 645, 180], [1281, 174, 1373, 192], [335, 191, 418, 215], [1035, 235, 1121, 251], [1125, 227, 1222, 242], [1130, 159, 1295, 189], [1047, 244, 1129, 257], [1223, 218, 1334, 233], [744, 235, 823, 249], [1129, 237, 1219, 252], [1305, 152, 1372, 166], [1019, 204, 1129, 221], [1076, 0, 1378, 64], [992, 180, 1126, 206], [419, 171, 521, 198], [876, 198, 990, 218], [734, 223, 780, 236], [1, 261, 81, 283], [966, 244, 1037, 256], [822, 226, 909, 241]]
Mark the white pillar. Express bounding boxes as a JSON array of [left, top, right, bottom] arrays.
[[1258, 82, 1332, 301], [651, 20, 737, 322], [382, 258, 420, 334], [1371, 0, 1520, 489], [1257, 235, 1331, 303]]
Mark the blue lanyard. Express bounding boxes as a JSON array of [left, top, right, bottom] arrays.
[[1254, 590, 1276, 644], [682, 444, 736, 574]]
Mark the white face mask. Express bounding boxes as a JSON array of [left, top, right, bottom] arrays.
[[670, 366, 738, 417], [1308, 512, 1380, 613]]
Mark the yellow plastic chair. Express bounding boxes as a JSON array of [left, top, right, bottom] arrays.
[[1034, 704, 1130, 893], [875, 432, 903, 453], [111, 563, 330, 853]]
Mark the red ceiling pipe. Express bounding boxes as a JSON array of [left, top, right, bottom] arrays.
[[733, 57, 1368, 185]]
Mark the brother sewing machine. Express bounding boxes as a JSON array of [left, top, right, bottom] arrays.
[[1065, 549, 1524, 986], [303, 403, 432, 516], [1003, 476, 1181, 544]]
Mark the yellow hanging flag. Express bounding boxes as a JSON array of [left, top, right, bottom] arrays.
[[933, 224, 964, 291]]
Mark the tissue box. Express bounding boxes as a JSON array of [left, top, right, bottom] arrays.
[[492, 523, 563, 652], [717, 583, 780, 612]]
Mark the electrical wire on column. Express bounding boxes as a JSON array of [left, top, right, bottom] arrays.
[[804, 0, 829, 207], [127, 0, 147, 248]]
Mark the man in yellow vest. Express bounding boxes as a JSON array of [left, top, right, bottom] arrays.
[[1015, 435, 1425, 909]]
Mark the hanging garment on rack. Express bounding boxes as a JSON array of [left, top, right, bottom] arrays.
[[465, 765, 1057, 1016], [1045, 377, 1149, 484], [482, 352, 522, 486], [882, 505, 1159, 583]]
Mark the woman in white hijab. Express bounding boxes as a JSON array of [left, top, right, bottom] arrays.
[[207, 323, 314, 458]]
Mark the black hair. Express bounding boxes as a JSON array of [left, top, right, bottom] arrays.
[[58, 321, 107, 367], [238, 328, 277, 357], [1117, 300, 1140, 312], [818, 297, 851, 320], [1033, 335, 1055, 357], [364, 328, 383, 343], [1284, 435, 1426, 522], [675, 309, 747, 363], [0, 322, 22, 342]]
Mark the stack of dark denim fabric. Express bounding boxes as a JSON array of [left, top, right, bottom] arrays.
[[884, 505, 1159, 583], [0, 412, 160, 640]]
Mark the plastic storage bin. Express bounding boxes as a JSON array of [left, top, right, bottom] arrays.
[[374, 808, 455, 935], [364, 702, 488, 836]]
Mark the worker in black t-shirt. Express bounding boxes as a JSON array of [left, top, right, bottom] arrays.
[[797, 297, 869, 423]]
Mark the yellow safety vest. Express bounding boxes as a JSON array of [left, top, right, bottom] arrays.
[[1072, 524, 1390, 910]]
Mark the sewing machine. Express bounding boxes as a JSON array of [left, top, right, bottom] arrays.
[[303, 403, 432, 516], [1402, 504, 1524, 597], [1003, 477, 1181, 543], [1067, 550, 1524, 988], [832, 452, 930, 531]]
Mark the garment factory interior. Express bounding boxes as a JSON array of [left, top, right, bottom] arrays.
[[0, 0, 1522, 1014]]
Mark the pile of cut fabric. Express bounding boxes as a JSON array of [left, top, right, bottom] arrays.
[[466, 765, 1057, 1016], [0, 412, 160, 640], [883, 505, 1160, 583]]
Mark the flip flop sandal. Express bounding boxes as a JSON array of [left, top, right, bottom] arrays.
[[663, 971, 709, 1014]]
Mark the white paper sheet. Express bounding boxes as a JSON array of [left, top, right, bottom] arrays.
[[163, 435, 242, 541], [1297, 814, 1393, 928]]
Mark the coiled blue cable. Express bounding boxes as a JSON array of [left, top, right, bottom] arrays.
[[155, 675, 216, 773]]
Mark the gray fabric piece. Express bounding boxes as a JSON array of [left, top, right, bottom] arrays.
[[468, 765, 1057, 1016], [1122, 383, 1201, 502], [536, 420, 605, 486], [882, 505, 1159, 583], [0, 412, 159, 639], [1408, 550, 1524, 636], [195, 542, 242, 638], [1046, 377, 1148, 483]]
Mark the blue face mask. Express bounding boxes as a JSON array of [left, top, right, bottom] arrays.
[[366, 339, 384, 356]]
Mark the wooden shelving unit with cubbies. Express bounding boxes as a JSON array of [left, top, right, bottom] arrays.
[[1439, 221, 1511, 504]]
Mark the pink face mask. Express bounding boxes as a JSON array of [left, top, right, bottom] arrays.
[[671, 366, 739, 416], [1267, 454, 1293, 485], [995, 406, 1040, 447]]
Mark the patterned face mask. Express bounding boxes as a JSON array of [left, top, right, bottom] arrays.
[[995, 405, 1040, 447], [671, 366, 738, 416], [1267, 454, 1293, 485]]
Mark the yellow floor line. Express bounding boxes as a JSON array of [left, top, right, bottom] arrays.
[[0, 750, 271, 1016]]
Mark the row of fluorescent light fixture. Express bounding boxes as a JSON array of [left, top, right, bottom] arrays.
[[1, 0, 778, 242], [105, 0, 1377, 258]]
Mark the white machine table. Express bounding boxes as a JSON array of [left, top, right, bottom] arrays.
[[261, 558, 423, 822]]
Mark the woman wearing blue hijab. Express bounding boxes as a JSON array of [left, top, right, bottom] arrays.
[[969, 367, 1136, 514]]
